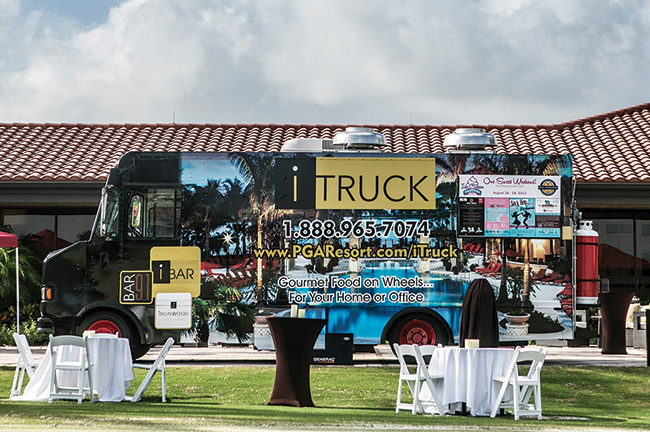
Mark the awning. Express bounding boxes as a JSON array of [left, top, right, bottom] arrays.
[[0, 231, 18, 248]]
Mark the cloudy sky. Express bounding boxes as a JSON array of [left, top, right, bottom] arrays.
[[0, 0, 648, 126]]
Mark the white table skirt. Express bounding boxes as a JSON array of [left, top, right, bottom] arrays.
[[421, 347, 515, 416], [11, 337, 134, 402]]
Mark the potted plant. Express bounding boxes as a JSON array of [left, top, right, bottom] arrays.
[[504, 312, 530, 325], [501, 267, 532, 334]]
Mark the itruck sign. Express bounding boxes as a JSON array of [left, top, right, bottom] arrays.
[[275, 157, 436, 210]]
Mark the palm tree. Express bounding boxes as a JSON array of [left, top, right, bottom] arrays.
[[230, 154, 277, 306]]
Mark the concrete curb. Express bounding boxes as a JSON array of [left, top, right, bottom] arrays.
[[1, 344, 646, 367]]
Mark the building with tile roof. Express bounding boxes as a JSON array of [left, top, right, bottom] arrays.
[[1, 103, 650, 296]]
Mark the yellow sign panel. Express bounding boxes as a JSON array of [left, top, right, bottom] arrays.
[[315, 158, 436, 209], [150, 246, 201, 297]]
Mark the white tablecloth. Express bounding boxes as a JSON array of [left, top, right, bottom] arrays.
[[10, 337, 134, 402], [421, 347, 515, 416]]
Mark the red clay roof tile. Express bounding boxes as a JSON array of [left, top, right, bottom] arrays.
[[4, 103, 650, 183]]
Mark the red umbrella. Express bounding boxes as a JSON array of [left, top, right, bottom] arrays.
[[0, 231, 20, 332]]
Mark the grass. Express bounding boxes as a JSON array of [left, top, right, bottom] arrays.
[[0, 365, 649, 431]]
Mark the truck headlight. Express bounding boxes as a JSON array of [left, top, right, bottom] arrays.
[[41, 286, 52, 300]]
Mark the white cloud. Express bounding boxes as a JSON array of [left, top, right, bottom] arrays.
[[0, 0, 20, 22], [0, 0, 20, 20], [0, 0, 648, 125], [256, 1, 414, 105]]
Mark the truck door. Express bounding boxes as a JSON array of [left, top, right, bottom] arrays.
[[87, 187, 180, 302], [87, 185, 123, 301]]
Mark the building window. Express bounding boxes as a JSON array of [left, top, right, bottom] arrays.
[[593, 219, 635, 281], [1, 209, 95, 259], [635, 220, 650, 303]]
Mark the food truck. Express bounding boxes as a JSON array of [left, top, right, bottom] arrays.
[[37, 127, 580, 358]]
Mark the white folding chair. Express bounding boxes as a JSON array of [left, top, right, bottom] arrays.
[[126, 337, 174, 402], [490, 346, 547, 420], [393, 343, 445, 415], [11, 333, 39, 397], [48, 335, 95, 404], [417, 343, 442, 365], [93, 333, 118, 338]]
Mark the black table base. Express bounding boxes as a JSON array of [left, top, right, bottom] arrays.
[[267, 317, 326, 407]]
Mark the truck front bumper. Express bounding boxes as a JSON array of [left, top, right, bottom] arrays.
[[37, 316, 53, 333]]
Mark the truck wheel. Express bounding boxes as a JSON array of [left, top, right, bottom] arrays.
[[130, 343, 152, 360], [79, 311, 131, 338], [388, 313, 448, 349], [79, 311, 151, 359]]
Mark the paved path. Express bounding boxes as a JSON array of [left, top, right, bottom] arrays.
[[1, 343, 647, 367]]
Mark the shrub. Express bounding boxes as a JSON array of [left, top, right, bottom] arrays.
[[0, 319, 50, 346], [21, 320, 49, 345], [0, 324, 12, 346]]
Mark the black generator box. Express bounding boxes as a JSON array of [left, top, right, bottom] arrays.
[[312, 333, 353, 365]]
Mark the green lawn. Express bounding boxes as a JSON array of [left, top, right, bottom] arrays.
[[0, 365, 649, 431]]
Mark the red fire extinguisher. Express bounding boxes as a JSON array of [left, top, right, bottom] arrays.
[[576, 220, 599, 306]]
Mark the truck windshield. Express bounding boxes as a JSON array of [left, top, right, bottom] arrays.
[[96, 186, 120, 238]]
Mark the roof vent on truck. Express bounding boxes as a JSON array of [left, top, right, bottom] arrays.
[[332, 127, 387, 150], [443, 128, 496, 152], [280, 127, 387, 152]]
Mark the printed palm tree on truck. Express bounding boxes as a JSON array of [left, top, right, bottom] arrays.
[[182, 178, 255, 263], [434, 153, 474, 269], [223, 178, 249, 256], [230, 154, 277, 306], [180, 179, 255, 344], [181, 179, 232, 258]]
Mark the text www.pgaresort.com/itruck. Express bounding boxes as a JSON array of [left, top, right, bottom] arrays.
[[252, 244, 459, 260]]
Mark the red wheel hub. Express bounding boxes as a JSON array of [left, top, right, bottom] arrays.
[[88, 320, 121, 337], [400, 319, 435, 345]]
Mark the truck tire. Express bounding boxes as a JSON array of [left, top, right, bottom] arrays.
[[78, 311, 150, 359], [388, 313, 448, 350], [79, 311, 130, 338], [130, 343, 152, 360]]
